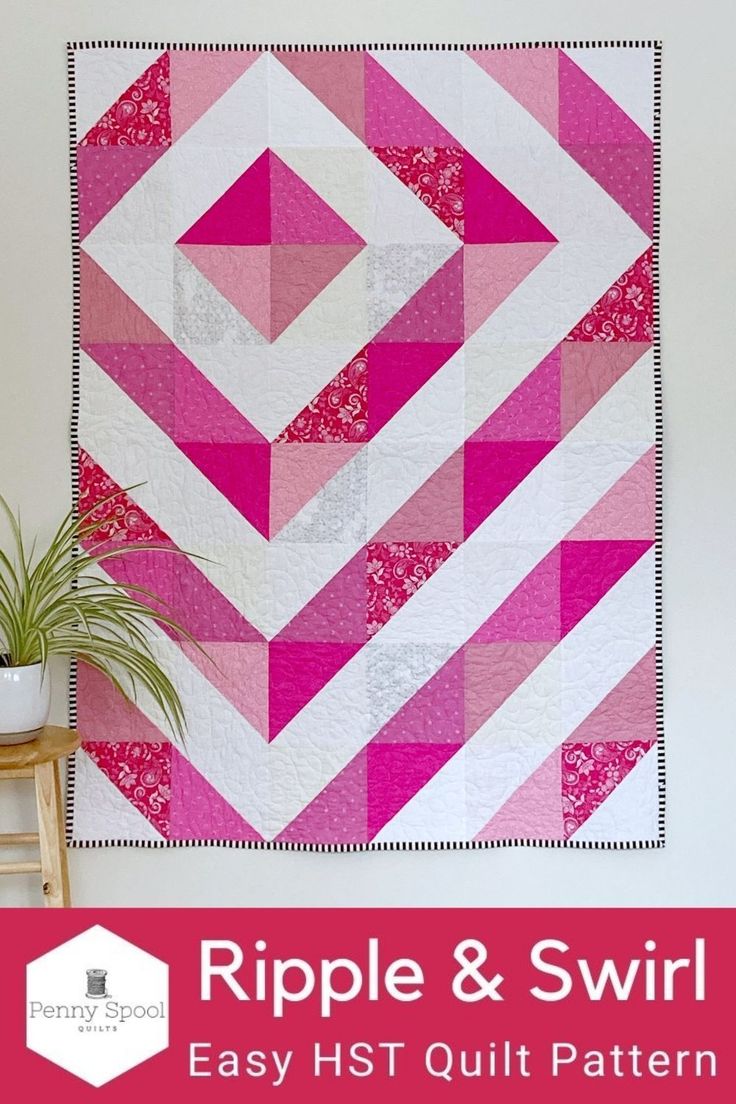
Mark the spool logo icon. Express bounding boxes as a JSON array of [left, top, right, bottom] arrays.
[[26, 925, 169, 1086]]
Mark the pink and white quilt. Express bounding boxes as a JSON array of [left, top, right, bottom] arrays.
[[68, 42, 662, 849]]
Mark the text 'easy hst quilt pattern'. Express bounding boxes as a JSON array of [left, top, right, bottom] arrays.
[[68, 43, 662, 848]]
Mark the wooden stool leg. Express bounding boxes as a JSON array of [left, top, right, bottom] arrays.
[[34, 761, 71, 908]]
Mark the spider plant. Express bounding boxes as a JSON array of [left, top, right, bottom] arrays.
[[0, 490, 200, 740]]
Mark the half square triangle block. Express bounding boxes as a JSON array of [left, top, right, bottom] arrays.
[[177, 149, 365, 340]]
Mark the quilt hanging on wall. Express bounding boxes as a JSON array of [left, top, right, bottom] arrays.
[[68, 42, 662, 849]]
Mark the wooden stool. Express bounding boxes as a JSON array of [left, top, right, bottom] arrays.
[[0, 725, 80, 907]]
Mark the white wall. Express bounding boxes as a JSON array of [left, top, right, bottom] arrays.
[[1, 0, 735, 907]]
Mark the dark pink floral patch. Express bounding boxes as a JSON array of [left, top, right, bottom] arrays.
[[366, 541, 458, 636]]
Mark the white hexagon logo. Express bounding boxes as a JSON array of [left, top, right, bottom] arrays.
[[26, 925, 169, 1086]]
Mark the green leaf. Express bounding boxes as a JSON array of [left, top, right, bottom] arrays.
[[0, 490, 210, 741]]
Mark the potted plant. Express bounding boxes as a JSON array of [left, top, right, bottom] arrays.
[[0, 492, 195, 745]]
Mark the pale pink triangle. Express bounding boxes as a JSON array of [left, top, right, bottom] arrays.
[[463, 242, 556, 338], [275, 551, 367, 643], [77, 662, 168, 743], [367, 743, 460, 838], [180, 641, 269, 740], [178, 244, 271, 337], [275, 51, 366, 141], [568, 447, 655, 541], [364, 54, 456, 146], [561, 342, 650, 435], [472, 347, 560, 441], [375, 448, 464, 541], [374, 651, 465, 744], [269, 244, 362, 339], [376, 252, 464, 343], [558, 51, 650, 146], [475, 749, 564, 841], [170, 748, 263, 841], [270, 443, 361, 535], [276, 750, 368, 844], [269, 152, 364, 245], [569, 649, 657, 745], [469, 48, 559, 138], [80, 252, 169, 343], [465, 642, 555, 738], [471, 546, 561, 643], [169, 50, 261, 139]]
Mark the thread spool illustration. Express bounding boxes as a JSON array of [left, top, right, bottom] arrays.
[[86, 969, 108, 999]]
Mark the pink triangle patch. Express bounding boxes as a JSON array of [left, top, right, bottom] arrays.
[[569, 649, 657, 745], [170, 748, 263, 840], [268, 641, 362, 739], [568, 447, 655, 541], [367, 743, 460, 839], [77, 662, 168, 744], [179, 442, 271, 537], [368, 342, 460, 434], [367, 542, 458, 636], [560, 539, 653, 636], [471, 546, 561, 642], [559, 51, 649, 146], [180, 642, 269, 739], [364, 54, 456, 146], [464, 642, 555, 738], [475, 749, 564, 841], [567, 142, 653, 237], [561, 341, 650, 434], [463, 242, 555, 337], [566, 249, 654, 343], [84, 741, 171, 836], [469, 48, 559, 138], [276, 750, 368, 844], [275, 51, 366, 141], [375, 448, 464, 541], [80, 52, 171, 147], [562, 739, 655, 837], [464, 153, 556, 244], [170, 50, 261, 139], [178, 244, 271, 336], [178, 150, 271, 245], [77, 147, 166, 239], [270, 443, 361, 535], [78, 449, 171, 546], [269, 152, 364, 245], [374, 651, 465, 744], [275, 552, 368, 644], [80, 253, 169, 343], [471, 347, 561, 441], [276, 347, 369, 443], [269, 244, 363, 340], [464, 441, 556, 538], [376, 252, 465, 343]]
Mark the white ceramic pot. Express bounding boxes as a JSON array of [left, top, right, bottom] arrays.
[[0, 663, 51, 744]]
